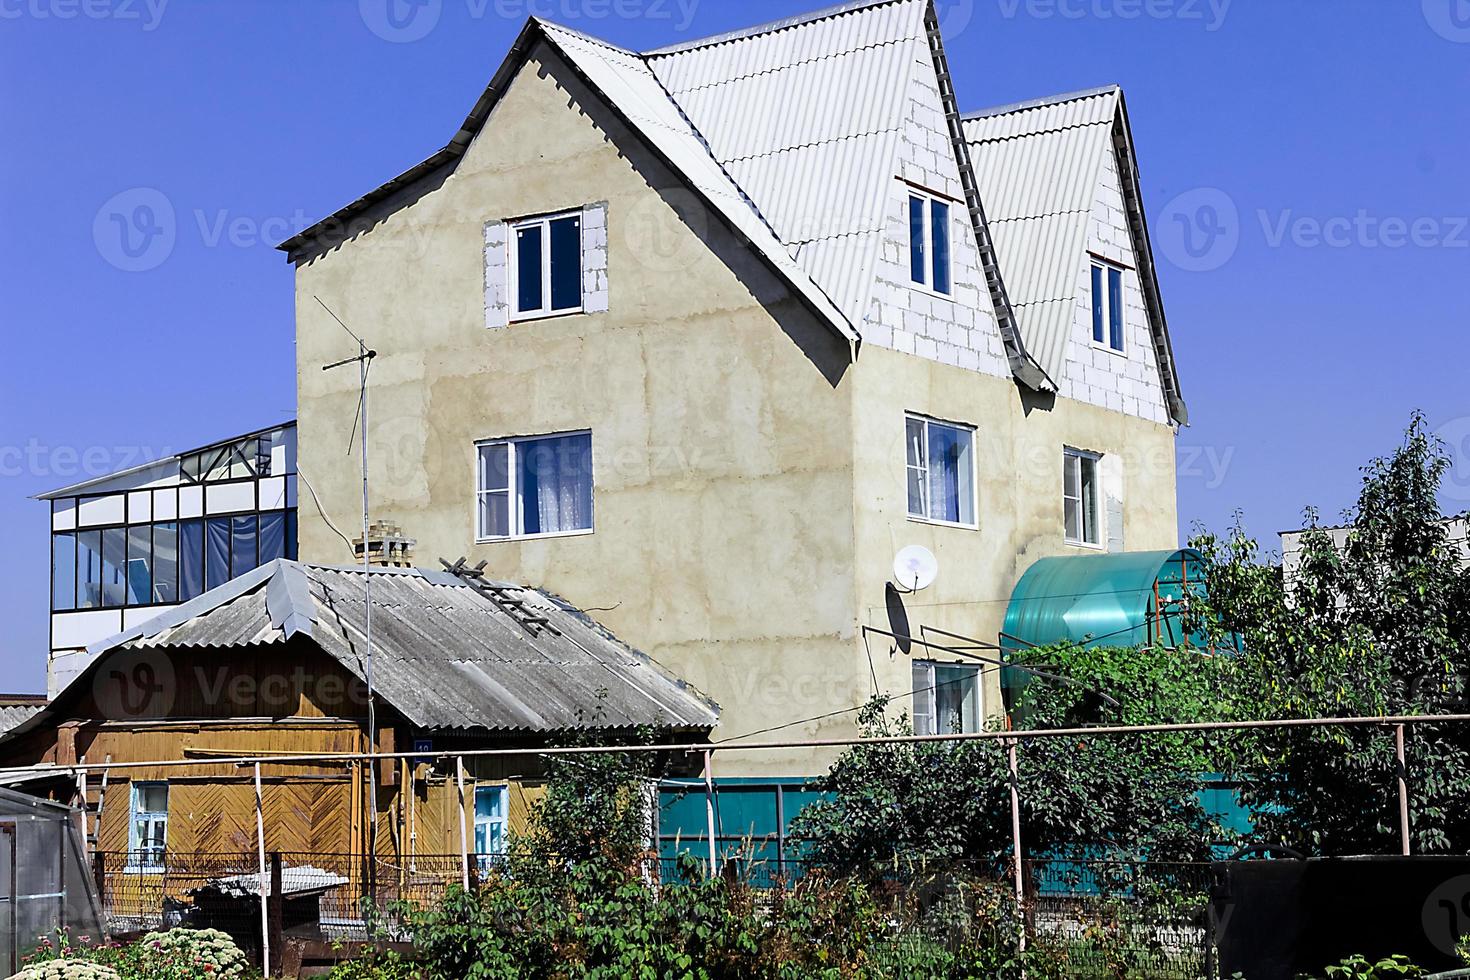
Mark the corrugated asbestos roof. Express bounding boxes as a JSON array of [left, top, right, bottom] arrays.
[[0, 701, 45, 736], [964, 87, 1119, 383], [83, 561, 719, 734]]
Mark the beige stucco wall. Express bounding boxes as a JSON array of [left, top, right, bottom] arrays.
[[294, 43, 863, 776], [292, 41, 1180, 778]]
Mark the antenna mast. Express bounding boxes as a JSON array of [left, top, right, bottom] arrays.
[[317, 297, 380, 876]]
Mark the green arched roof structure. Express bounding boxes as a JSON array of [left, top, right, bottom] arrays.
[[1002, 549, 1209, 652]]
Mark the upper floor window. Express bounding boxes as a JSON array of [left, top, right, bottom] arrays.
[[908, 190, 952, 296], [129, 782, 168, 873], [912, 661, 982, 736], [1064, 448, 1101, 547], [1091, 261, 1125, 352], [477, 432, 594, 541], [513, 212, 583, 319], [906, 415, 976, 528]]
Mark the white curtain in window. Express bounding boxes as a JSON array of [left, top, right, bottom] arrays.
[[522, 434, 593, 535]]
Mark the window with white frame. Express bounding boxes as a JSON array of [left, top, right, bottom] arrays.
[[1091, 261, 1125, 352], [474, 785, 508, 868], [129, 782, 168, 872], [1064, 449, 1101, 546], [907, 189, 953, 296], [476, 432, 594, 540], [912, 661, 982, 736], [906, 415, 976, 527], [512, 211, 583, 319]]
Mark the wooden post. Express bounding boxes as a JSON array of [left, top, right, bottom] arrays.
[[254, 763, 270, 973], [702, 750, 717, 879], [1008, 738, 1027, 958], [268, 853, 284, 977], [456, 757, 470, 891], [1396, 724, 1411, 856]]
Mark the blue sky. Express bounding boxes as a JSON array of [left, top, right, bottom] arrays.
[[2, 0, 1468, 691]]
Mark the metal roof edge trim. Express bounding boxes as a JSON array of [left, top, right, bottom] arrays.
[[644, 0, 908, 56], [962, 84, 1121, 122], [1109, 91, 1187, 424]]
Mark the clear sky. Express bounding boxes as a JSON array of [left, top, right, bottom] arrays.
[[2, 0, 1467, 692]]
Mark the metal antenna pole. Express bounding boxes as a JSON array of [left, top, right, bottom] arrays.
[[317, 298, 380, 877]]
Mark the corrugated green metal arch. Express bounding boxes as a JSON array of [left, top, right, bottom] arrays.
[[1002, 549, 1208, 651]]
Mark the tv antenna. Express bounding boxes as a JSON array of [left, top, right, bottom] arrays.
[[892, 545, 939, 593], [317, 296, 381, 872]]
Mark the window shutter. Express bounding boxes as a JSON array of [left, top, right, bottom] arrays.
[[582, 202, 609, 314], [484, 220, 510, 330]]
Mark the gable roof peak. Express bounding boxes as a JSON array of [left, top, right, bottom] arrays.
[[644, 0, 915, 57]]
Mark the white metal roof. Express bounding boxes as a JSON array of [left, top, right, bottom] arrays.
[[964, 87, 1119, 383], [646, 0, 925, 325]]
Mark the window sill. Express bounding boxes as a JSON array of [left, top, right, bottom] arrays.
[[509, 307, 585, 325], [1090, 341, 1126, 358], [907, 515, 979, 532], [909, 281, 957, 303], [476, 528, 596, 545], [1064, 538, 1106, 552]]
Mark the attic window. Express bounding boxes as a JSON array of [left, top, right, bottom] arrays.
[[908, 190, 952, 296], [1091, 262, 1125, 353], [512, 212, 583, 319]]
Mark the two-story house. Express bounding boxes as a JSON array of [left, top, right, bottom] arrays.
[[280, 0, 1188, 783]]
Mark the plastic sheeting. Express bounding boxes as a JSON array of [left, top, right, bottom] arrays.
[[0, 788, 105, 975]]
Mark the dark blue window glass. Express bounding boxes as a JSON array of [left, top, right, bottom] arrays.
[[259, 513, 287, 565], [550, 216, 582, 311], [1108, 267, 1124, 351], [180, 520, 205, 602], [206, 518, 232, 591], [909, 196, 926, 285], [1092, 265, 1106, 343], [516, 224, 543, 313], [52, 533, 76, 612], [153, 523, 179, 605], [286, 511, 298, 560], [931, 200, 951, 295], [232, 515, 258, 578]]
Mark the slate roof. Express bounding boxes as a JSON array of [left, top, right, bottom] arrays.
[[63, 561, 720, 735], [0, 698, 46, 736]]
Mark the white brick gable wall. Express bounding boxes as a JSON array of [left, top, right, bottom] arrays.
[[861, 37, 1011, 379], [1056, 149, 1170, 424]]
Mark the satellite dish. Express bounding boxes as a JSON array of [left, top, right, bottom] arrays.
[[892, 545, 939, 593]]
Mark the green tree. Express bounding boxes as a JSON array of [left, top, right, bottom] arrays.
[[1192, 413, 1470, 854], [791, 642, 1236, 877]]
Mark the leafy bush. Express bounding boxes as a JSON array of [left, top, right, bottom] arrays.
[[12, 960, 121, 980], [136, 929, 251, 980], [1320, 954, 1425, 978]]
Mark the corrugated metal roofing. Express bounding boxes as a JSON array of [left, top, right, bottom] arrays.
[[90, 561, 719, 734], [964, 88, 1118, 382], [647, 0, 923, 324], [537, 21, 859, 346]]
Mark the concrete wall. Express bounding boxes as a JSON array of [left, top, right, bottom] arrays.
[[292, 40, 1180, 778], [849, 345, 1179, 730], [294, 43, 860, 776]]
